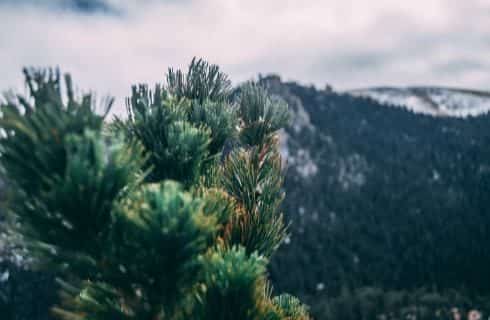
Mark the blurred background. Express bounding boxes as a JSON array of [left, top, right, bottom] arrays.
[[2, 1, 490, 319]]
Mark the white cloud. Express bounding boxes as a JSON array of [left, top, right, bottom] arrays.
[[1, 0, 489, 114]]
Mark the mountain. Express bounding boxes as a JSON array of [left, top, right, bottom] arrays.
[[3, 75, 490, 320], [350, 86, 490, 117], [259, 75, 490, 319]]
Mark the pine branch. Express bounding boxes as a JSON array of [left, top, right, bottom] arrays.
[[237, 82, 289, 147], [0, 60, 310, 320], [194, 246, 269, 320], [167, 57, 232, 103]]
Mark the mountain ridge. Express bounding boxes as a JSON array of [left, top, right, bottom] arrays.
[[349, 85, 490, 117], [258, 75, 490, 318]]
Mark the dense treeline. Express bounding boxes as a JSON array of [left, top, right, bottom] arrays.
[[263, 76, 490, 319]]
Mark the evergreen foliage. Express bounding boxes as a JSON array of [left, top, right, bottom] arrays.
[[272, 294, 310, 320], [237, 83, 289, 147], [0, 60, 309, 319], [196, 246, 268, 320], [221, 144, 287, 257]]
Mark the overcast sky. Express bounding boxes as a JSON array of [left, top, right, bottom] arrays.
[[1, 0, 489, 113]]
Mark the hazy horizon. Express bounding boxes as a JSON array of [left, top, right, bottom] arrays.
[[1, 0, 489, 113]]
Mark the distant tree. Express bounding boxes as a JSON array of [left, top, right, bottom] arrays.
[[0, 59, 310, 320]]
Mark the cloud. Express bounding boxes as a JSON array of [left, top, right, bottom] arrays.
[[1, 0, 489, 114], [0, 0, 116, 13]]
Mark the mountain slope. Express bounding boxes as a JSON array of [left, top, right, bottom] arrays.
[[350, 86, 490, 117], [260, 75, 490, 319]]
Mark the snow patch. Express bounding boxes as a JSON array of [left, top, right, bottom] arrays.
[[0, 270, 9, 283], [293, 148, 318, 178], [288, 97, 315, 133], [337, 154, 368, 190], [278, 130, 290, 168], [350, 87, 490, 117], [280, 131, 319, 179], [432, 170, 441, 181]]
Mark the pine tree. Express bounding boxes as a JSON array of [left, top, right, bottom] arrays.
[[0, 59, 310, 320]]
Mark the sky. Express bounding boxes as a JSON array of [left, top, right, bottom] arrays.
[[1, 0, 489, 114]]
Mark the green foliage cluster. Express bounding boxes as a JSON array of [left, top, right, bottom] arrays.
[[0, 59, 310, 320]]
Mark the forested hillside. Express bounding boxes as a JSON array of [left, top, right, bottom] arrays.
[[263, 75, 490, 319]]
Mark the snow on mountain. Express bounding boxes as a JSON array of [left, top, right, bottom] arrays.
[[349, 87, 490, 117]]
